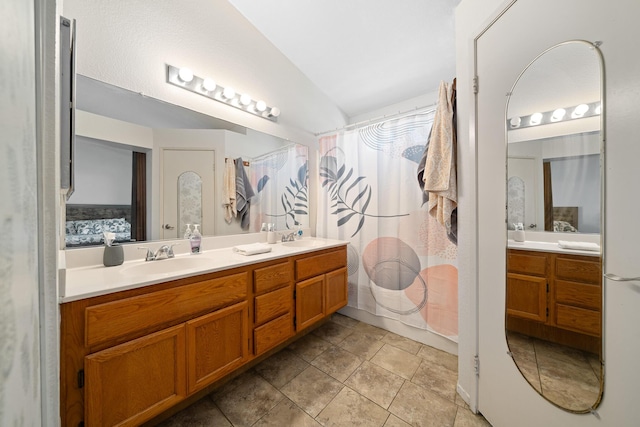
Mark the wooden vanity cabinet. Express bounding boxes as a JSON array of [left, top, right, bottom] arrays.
[[506, 248, 602, 351], [61, 245, 348, 427], [294, 247, 348, 332]]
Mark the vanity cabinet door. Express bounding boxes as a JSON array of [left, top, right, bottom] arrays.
[[186, 301, 249, 394], [295, 276, 325, 331], [506, 273, 547, 323], [85, 324, 186, 427], [325, 267, 348, 315]]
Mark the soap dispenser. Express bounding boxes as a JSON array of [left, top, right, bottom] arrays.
[[190, 224, 202, 254], [183, 223, 192, 239]]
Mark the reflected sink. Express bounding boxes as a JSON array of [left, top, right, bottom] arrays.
[[282, 239, 326, 248], [120, 256, 218, 277]]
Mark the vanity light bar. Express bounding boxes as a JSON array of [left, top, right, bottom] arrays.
[[507, 101, 601, 130], [166, 65, 280, 122]]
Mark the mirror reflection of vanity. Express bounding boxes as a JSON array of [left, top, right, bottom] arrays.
[[505, 41, 604, 412], [66, 75, 309, 248]]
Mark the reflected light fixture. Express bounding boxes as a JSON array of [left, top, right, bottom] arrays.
[[507, 100, 600, 131], [166, 64, 280, 122]]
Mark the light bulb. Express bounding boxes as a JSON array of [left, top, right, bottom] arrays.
[[529, 112, 543, 126], [509, 116, 521, 128], [550, 108, 566, 122], [202, 78, 216, 92], [223, 87, 236, 99], [269, 107, 281, 118], [240, 94, 252, 106], [595, 103, 602, 114], [178, 67, 194, 83], [571, 104, 589, 118], [256, 100, 267, 112]]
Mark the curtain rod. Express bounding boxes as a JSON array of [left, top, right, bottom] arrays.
[[314, 102, 438, 137]]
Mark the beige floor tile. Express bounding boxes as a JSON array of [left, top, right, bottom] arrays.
[[345, 361, 405, 409], [388, 381, 457, 427], [382, 332, 422, 355], [453, 407, 492, 427], [353, 322, 388, 340], [156, 397, 231, 427], [311, 345, 363, 382], [454, 393, 469, 409], [539, 372, 600, 411], [253, 398, 322, 427], [312, 321, 355, 345], [371, 344, 421, 380], [384, 414, 412, 427], [254, 348, 309, 388], [316, 387, 390, 427], [417, 344, 458, 372], [288, 333, 334, 362], [280, 366, 344, 417], [411, 359, 458, 401], [211, 371, 284, 427], [332, 313, 360, 328], [339, 331, 385, 360]]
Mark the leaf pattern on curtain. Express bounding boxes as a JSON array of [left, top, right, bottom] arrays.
[[249, 144, 309, 231], [317, 112, 459, 342]]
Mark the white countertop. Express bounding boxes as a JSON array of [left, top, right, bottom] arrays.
[[507, 239, 601, 257], [60, 237, 347, 303]]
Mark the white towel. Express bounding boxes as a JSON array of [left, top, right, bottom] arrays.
[[222, 158, 236, 224], [424, 81, 457, 231], [232, 243, 272, 256], [558, 240, 601, 252]]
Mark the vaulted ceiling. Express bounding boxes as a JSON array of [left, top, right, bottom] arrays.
[[228, 0, 461, 119]]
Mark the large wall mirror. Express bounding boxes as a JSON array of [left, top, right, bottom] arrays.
[[505, 41, 604, 412], [65, 75, 309, 248]]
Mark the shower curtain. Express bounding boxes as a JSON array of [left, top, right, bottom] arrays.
[[317, 112, 459, 341], [249, 144, 309, 232]]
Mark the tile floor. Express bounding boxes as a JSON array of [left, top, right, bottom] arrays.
[[157, 314, 491, 427], [507, 331, 601, 411]]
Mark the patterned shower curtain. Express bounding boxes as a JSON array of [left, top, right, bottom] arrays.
[[249, 144, 309, 232], [317, 112, 459, 342]]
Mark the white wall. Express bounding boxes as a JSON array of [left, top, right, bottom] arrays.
[[68, 137, 133, 205], [62, 0, 347, 143], [0, 0, 42, 425], [457, 0, 640, 425]]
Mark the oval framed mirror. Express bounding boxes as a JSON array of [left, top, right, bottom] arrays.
[[505, 40, 604, 412]]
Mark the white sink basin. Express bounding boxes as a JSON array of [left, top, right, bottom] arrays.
[[120, 256, 218, 277], [282, 239, 326, 248]]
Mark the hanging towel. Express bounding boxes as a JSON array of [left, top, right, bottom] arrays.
[[423, 80, 457, 232], [222, 158, 237, 224], [235, 157, 255, 230], [416, 128, 432, 206]]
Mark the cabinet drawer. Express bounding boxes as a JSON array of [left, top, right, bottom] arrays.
[[255, 285, 292, 326], [556, 304, 601, 337], [253, 313, 293, 356], [296, 247, 347, 281], [254, 261, 292, 294], [555, 257, 601, 284], [86, 272, 248, 348], [507, 251, 547, 276], [555, 280, 601, 311]]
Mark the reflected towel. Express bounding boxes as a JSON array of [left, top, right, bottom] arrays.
[[232, 243, 272, 256], [223, 158, 237, 224], [235, 157, 255, 230], [558, 240, 601, 252], [424, 81, 457, 232]]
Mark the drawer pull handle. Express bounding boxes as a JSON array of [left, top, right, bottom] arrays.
[[604, 273, 640, 282]]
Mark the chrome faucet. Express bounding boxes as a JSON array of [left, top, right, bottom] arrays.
[[281, 232, 296, 242], [138, 244, 178, 261]]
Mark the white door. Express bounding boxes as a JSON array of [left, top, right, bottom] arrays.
[[475, 0, 640, 426], [507, 157, 539, 230], [161, 149, 215, 239]]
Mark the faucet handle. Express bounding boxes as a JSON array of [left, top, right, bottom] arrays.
[[166, 243, 179, 258], [137, 246, 154, 261]]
